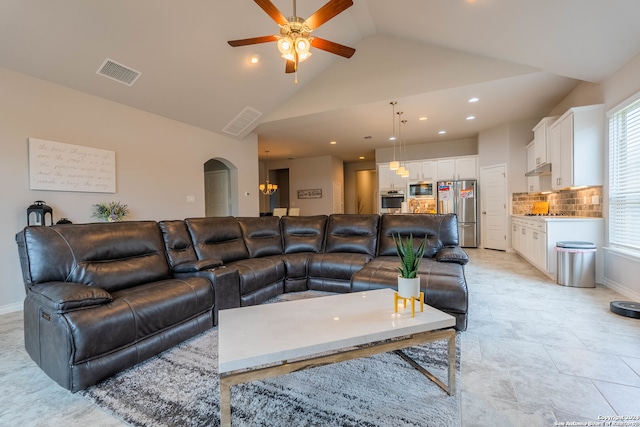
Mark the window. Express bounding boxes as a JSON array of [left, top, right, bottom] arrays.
[[609, 95, 640, 253]]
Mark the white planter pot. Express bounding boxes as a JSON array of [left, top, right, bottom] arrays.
[[397, 276, 420, 299]]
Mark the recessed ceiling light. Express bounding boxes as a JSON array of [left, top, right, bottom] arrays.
[[419, 116, 428, 121], [359, 156, 365, 160], [438, 130, 447, 135], [466, 115, 475, 120], [468, 97, 479, 103], [330, 141, 337, 145], [249, 54, 260, 64]]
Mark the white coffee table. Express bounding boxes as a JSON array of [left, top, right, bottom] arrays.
[[218, 288, 457, 426]]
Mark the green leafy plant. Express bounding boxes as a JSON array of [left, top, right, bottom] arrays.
[[92, 201, 129, 222], [393, 233, 427, 279]]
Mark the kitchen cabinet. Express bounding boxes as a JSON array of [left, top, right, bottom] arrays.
[[512, 217, 547, 271], [526, 141, 551, 193], [407, 160, 437, 181], [511, 215, 604, 282], [549, 104, 604, 190], [531, 116, 557, 167], [437, 156, 478, 181], [378, 162, 406, 190]]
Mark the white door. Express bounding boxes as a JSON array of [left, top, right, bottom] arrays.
[[205, 170, 230, 217], [480, 164, 508, 251]]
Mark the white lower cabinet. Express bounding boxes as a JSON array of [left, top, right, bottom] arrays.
[[512, 218, 547, 271], [511, 216, 604, 282]]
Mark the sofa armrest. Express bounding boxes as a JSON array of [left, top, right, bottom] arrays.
[[27, 282, 112, 312], [173, 258, 223, 273], [175, 266, 240, 325], [435, 246, 469, 265]]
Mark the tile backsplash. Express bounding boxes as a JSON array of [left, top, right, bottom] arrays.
[[512, 186, 603, 217]]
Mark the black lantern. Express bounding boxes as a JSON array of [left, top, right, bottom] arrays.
[[27, 201, 53, 226]]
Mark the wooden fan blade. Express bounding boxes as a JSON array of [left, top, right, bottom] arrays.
[[254, 0, 289, 26], [305, 0, 353, 30], [227, 35, 277, 47], [285, 60, 296, 73], [311, 37, 355, 58]]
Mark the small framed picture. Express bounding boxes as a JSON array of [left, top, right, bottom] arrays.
[[297, 189, 322, 199]]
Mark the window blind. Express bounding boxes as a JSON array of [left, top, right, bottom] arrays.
[[609, 97, 640, 253]]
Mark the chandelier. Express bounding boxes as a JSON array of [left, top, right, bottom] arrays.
[[259, 150, 278, 195]]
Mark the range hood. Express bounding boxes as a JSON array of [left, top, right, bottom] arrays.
[[525, 163, 552, 177]]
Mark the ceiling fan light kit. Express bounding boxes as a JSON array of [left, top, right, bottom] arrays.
[[228, 0, 355, 83]]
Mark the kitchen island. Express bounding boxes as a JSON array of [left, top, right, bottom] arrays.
[[511, 215, 604, 283]]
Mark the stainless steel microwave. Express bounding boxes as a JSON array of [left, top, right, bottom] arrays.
[[408, 182, 434, 198]]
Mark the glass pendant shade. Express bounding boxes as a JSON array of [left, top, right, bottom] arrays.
[[389, 160, 400, 171], [277, 37, 295, 61], [396, 166, 406, 175], [278, 35, 312, 62]]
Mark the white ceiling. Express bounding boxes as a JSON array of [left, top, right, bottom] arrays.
[[1, 0, 640, 163]]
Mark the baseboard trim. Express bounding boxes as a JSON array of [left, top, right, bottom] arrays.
[[604, 279, 640, 302], [0, 302, 22, 316]]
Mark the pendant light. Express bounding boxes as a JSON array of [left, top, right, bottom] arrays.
[[400, 118, 410, 177], [259, 150, 278, 195], [389, 101, 399, 171], [396, 111, 406, 176]]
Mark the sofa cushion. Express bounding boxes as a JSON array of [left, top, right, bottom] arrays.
[[237, 216, 283, 258], [324, 214, 379, 256], [228, 256, 286, 298], [351, 257, 468, 315], [186, 217, 249, 263], [378, 213, 459, 258], [308, 253, 373, 281], [64, 276, 214, 363], [18, 222, 172, 293], [281, 215, 327, 254], [159, 220, 199, 269]]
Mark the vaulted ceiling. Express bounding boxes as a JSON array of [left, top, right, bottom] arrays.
[[2, 0, 640, 162]]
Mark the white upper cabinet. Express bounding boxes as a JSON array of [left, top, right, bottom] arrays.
[[377, 163, 406, 190], [438, 156, 478, 181], [406, 160, 437, 181], [549, 105, 604, 190], [531, 117, 558, 167], [454, 157, 478, 180], [527, 140, 551, 193], [436, 159, 456, 180]]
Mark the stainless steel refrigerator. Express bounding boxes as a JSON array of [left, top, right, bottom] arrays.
[[437, 180, 478, 248]]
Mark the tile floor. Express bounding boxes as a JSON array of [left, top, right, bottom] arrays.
[[0, 248, 638, 426]]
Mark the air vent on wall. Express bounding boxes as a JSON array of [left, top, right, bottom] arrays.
[[222, 107, 263, 138], [96, 58, 142, 86]]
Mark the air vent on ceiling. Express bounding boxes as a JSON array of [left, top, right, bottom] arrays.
[[222, 107, 262, 137], [96, 58, 142, 86]]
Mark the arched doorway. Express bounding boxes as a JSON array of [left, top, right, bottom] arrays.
[[204, 158, 239, 217]]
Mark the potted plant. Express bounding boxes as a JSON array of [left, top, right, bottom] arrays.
[[393, 233, 427, 299], [92, 201, 129, 222]]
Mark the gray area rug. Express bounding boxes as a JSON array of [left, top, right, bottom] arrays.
[[80, 292, 461, 427]]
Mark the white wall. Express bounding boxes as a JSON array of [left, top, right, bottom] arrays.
[[344, 161, 376, 214], [375, 138, 478, 163], [600, 52, 640, 300], [268, 156, 343, 215], [0, 67, 259, 313]]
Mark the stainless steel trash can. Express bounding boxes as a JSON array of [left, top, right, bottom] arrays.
[[555, 241, 596, 288]]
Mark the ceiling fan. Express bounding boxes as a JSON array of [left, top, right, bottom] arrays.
[[228, 0, 356, 82]]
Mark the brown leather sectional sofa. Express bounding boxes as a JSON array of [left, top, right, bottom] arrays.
[[16, 213, 469, 392]]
